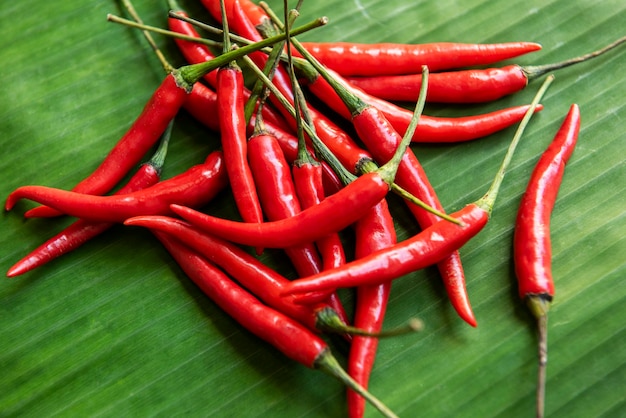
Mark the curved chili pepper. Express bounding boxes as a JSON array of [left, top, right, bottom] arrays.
[[125, 215, 334, 332], [348, 198, 397, 418], [514, 104, 580, 418], [155, 231, 398, 418], [168, 171, 388, 248], [5, 122, 172, 277], [296, 41, 542, 76], [25, 72, 190, 219], [5, 151, 228, 223], [303, 66, 543, 143], [281, 76, 552, 296], [344, 36, 626, 103]]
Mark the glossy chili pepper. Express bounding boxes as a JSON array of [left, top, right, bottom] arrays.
[[154, 231, 399, 418], [168, 171, 388, 248], [514, 104, 580, 418], [292, 161, 346, 270], [348, 198, 397, 418], [6, 151, 228, 223], [25, 72, 189, 219], [296, 40, 542, 76], [302, 65, 543, 143], [6, 122, 172, 278], [344, 36, 626, 103], [216, 20, 264, 233], [281, 76, 552, 297], [125, 215, 339, 332]]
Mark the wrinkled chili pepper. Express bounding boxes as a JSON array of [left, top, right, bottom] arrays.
[[348, 198, 397, 418], [344, 36, 626, 103], [154, 231, 399, 418], [295, 40, 542, 76], [514, 104, 580, 418], [281, 76, 552, 297], [6, 122, 172, 278], [5, 151, 228, 223]]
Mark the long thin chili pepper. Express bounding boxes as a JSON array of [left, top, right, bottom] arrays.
[[295, 40, 542, 76], [216, 1, 264, 248], [24, 13, 324, 219], [348, 198, 398, 418], [153, 231, 399, 418], [6, 121, 173, 278], [5, 151, 228, 223], [124, 215, 334, 332], [299, 61, 543, 143], [344, 36, 626, 103], [514, 104, 580, 418], [281, 76, 553, 297]]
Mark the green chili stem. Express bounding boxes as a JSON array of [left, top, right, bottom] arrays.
[[316, 307, 423, 337], [242, 55, 357, 185], [475, 74, 554, 215], [315, 350, 399, 418]]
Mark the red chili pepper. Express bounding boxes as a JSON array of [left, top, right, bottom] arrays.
[[125, 215, 336, 332], [344, 36, 626, 103], [25, 72, 190, 219], [296, 41, 542, 76], [5, 151, 228, 223], [292, 161, 346, 270], [168, 171, 388, 248], [5, 122, 173, 278], [154, 231, 398, 418], [246, 130, 323, 278], [216, 58, 264, 233], [281, 76, 552, 297], [514, 104, 580, 418], [303, 66, 543, 143], [348, 198, 397, 418]]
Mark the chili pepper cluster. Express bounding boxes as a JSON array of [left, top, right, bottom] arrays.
[[5, 0, 624, 416]]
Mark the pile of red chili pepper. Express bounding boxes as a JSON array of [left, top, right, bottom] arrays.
[[4, 0, 625, 416]]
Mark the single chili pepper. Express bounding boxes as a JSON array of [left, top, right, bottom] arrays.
[[6, 121, 173, 278], [514, 104, 580, 418], [348, 198, 397, 418], [281, 76, 552, 296], [5, 151, 228, 223], [124, 215, 336, 332], [167, 0, 290, 131], [295, 40, 542, 76], [216, 7, 264, 247], [344, 36, 626, 103], [153, 231, 399, 418], [24, 13, 322, 219], [300, 62, 543, 144]]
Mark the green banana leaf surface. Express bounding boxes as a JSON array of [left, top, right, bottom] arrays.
[[1, 0, 624, 417]]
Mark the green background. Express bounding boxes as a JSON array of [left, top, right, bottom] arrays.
[[1, 0, 624, 417]]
